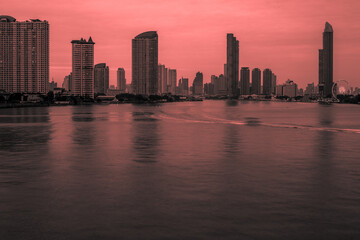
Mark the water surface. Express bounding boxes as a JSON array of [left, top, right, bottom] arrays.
[[0, 101, 360, 239]]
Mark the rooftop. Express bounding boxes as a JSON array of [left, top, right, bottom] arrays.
[[0, 15, 16, 22], [135, 31, 158, 39], [324, 22, 333, 32], [71, 37, 95, 44]]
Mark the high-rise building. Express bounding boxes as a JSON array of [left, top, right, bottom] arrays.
[[282, 79, 297, 98], [251, 68, 261, 94], [179, 77, 189, 95], [62, 73, 72, 91], [263, 69, 273, 95], [168, 69, 177, 94], [204, 83, 215, 95], [192, 72, 203, 95], [132, 31, 158, 95], [0, 16, 49, 93], [117, 68, 126, 92], [240, 67, 250, 95], [305, 83, 315, 95], [94, 63, 109, 95], [318, 22, 333, 97], [158, 64, 167, 94], [71, 37, 95, 97], [226, 34, 239, 97], [272, 73, 277, 95]]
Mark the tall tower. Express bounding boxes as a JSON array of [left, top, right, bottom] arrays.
[[132, 31, 158, 95], [168, 69, 177, 94], [319, 22, 333, 97], [0, 15, 49, 94], [94, 63, 109, 95], [192, 72, 203, 95], [251, 68, 261, 94], [263, 69, 273, 95], [240, 67, 250, 95], [71, 37, 95, 97], [117, 68, 126, 92], [226, 34, 239, 97]]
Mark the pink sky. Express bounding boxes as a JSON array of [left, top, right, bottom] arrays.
[[4, 0, 360, 88]]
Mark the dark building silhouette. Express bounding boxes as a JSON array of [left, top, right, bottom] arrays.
[[319, 22, 333, 97], [251, 68, 261, 94], [178, 77, 189, 95], [94, 63, 109, 95], [158, 64, 167, 94], [71, 37, 95, 97], [263, 69, 273, 95], [132, 31, 158, 95], [226, 34, 239, 97], [62, 73, 72, 91], [168, 69, 177, 94], [272, 73, 277, 95], [0, 15, 49, 94], [204, 83, 215, 95], [117, 68, 126, 92], [240, 67, 250, 95], [192, 72, 203, 95]]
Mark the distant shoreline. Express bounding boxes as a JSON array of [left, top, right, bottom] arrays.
[[1, 99, 359, 109]]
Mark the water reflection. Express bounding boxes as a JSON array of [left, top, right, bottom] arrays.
[[71, 106, 96, 146], [0, 107, 51, 152], [131, 109, 160, 163]]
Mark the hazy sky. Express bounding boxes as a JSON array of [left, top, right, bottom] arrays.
[[4, 0, 360, 88]]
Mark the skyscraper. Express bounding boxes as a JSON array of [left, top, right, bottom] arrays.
[[117, 68, 126, 92], [94, 63, 109, 95], [263, 69, 273, 95], [132, 31, 158, 95], [272, 73, 277, 95], [251, 68, 261, 94], [71, 37, 95, 97], [226, 34, 239, 97], [158, 64, 167, 94], [168, 69, 177, 94], [0, 15, 49, 94], [240, 67, 250, 95], [62, 73, 72, 91], [178, 77, 189, 95], [319, 22, 333, 97], [192, 72, 203, 95]]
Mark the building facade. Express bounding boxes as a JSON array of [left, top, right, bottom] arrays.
[[117, 68, 126, 92], [62, 73, 72, 91], [0, 15, 49, 93], [132, 31, 158, 95], [94, 63, 109, 95], [192, 72, 203, 95], [318, 22, 333, 97], [263, 68, 273, 95], [71, 37, 95, 97], [240, 67, 250, 95], [251, 68, 261, 94], [226, 34, 239, 97]]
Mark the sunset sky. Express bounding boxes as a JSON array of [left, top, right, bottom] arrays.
[[4, 0, 360, 88]]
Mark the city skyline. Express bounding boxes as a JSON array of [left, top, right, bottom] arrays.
[[3, 0, 360, 89]]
